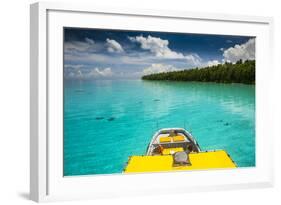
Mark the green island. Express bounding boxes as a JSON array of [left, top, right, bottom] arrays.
[[142, 60, 255, 84]]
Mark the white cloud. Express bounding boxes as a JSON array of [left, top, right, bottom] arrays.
[[85, 38, 95, 45], [64, 41, 88, 52], [64, 68, 83, 79], [64, 52, 112, 64], [223, 38, 255, 63], [142, 64, 179, 75], [129, 35, 201, 66], [77, 70, 83, 77], [185, 54, 202, 66], [64, 37, 96, 52], [106, 38, 124, 53], [207, 60, 221, 67], [88, 67, 113, 78], [64, 64, 84, 79], [64, 66, 113, 79], [129, 35, 182, 58], [64, 64, 84, 69]]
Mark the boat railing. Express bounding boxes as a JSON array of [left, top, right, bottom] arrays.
[[153, 142, 190, 148]]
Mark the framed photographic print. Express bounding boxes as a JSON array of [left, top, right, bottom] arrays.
[[30, 2, 274, 202]]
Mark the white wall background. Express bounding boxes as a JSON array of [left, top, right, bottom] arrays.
[[0, 0, 280, 204]]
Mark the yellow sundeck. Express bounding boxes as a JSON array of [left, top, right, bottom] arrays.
[[124, 128, 236, 173]]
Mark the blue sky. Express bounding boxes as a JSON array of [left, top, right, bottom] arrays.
[[64, 28, 255, 80]]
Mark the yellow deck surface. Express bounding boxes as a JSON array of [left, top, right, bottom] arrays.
[[173, 135, 185, 142], [159, 136, 172, 143], [162, 147, 184, 155], [159, 135, 185, 143], [124, 150, 236, 173]]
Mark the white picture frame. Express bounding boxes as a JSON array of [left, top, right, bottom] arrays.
[[30, 1, 274, 202]]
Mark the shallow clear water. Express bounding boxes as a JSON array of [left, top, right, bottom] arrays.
[[64, 80, 255, 176]]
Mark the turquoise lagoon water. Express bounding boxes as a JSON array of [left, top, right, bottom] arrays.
[[64, 80, 255, 176]]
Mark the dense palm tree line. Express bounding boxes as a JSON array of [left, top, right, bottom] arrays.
[[142, 60, 255, 84]]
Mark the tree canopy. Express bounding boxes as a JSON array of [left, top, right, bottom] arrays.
[[142, 60, 255, 84]]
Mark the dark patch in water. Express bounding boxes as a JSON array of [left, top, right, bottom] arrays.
[[224, 122, 230, 126], [108, 117, 115, 121], [154, 99, 160, 102], [75, 89, 84, 93], [216, 120, 223, 122], [95, 117, 104, 120]]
